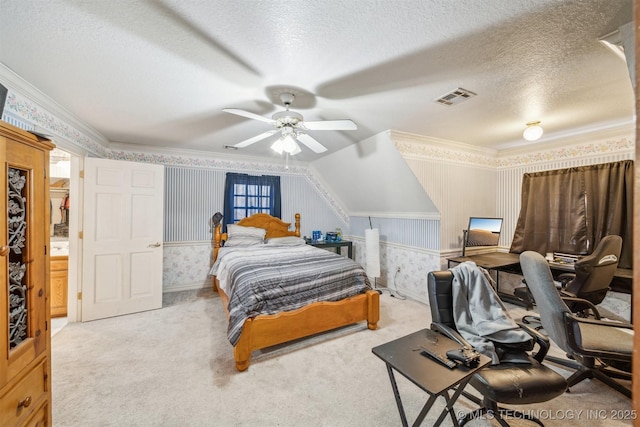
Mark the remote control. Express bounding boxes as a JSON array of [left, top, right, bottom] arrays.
[[420, 348, 457, 369]]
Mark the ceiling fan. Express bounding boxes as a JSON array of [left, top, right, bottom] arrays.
[[223, 93, 357, 155]]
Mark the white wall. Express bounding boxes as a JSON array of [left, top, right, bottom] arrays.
[[310, 131, 438, 217]]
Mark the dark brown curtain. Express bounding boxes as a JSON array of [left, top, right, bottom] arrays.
[[582, 161, 633, 268], [510, 168, 588, 256], [510, 160, 633, 269]]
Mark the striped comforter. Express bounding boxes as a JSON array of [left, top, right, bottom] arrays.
[[210, 244, 372, 345]]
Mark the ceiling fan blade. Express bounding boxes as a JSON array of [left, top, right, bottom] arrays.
[[223, 108, 275, 124], [234, 130, 279, 148], [302, 119, 357, 131], [296, 133, 327, 153]]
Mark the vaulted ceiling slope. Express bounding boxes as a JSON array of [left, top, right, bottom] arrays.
[[0, 0, 634, 162], [312, 132, 438, 218]]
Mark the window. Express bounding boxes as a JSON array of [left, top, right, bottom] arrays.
[[223, 173, 281, 228]]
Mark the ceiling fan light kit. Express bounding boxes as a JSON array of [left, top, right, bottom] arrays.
[[222, 92, 357, 155], [271, 127, 302, 155], [523, 121, 543, 141]]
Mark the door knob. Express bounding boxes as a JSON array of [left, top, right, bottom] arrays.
[[0, 245, 8, 256], [148, 242, 161, 248]]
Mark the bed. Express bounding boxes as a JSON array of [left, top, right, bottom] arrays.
[[210, 213, 380, 371]]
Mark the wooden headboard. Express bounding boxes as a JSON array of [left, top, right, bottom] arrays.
[[213, 213, 301, 262]]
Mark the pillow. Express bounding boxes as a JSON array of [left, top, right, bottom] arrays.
[[264, 236, 306, 246], [225, 224, 266, 247], [224, 236, 265, 247], [227, 224, 266, 239]]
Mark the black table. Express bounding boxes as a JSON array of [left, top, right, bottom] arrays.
[[447, 252, 523, 305], [372, 329, 490, 427], [308, 239, 353, 259], [448, 252, 633, 304], [549, 260, 632, 281]]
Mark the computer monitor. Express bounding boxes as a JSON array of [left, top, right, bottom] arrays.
[[463, 217, 503, 255]]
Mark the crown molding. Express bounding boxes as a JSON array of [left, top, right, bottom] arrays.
[[0, 64, 109, 156], [497, 133, 634, 169], [107, 142, 311, 174], [496, 120, 635, 155], [389, 123, 634, 169], [390, 130, 498, 168], [390, 129, 498, 156], [305, 163, 350, 223]]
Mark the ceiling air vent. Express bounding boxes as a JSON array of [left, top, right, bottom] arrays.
[[434, 88, 477, 106]]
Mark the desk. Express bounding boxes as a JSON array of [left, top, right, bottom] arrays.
[[308, 240, 353, 259], [372, 329, 490, 427], [447, 252, 521, 271], [447, 252, 523, 305], [549, 260, 632, 281], [448, 252, 633, 304]]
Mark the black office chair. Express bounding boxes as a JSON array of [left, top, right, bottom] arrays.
[[428, 270, 567, 426], [557, 235, 622, 316], [516, 235, 622, 319], [520, 251, 632, 398]]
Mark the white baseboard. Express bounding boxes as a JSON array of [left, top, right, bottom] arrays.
[[163, 281, 210, 294], [373, 283, 429, 306]]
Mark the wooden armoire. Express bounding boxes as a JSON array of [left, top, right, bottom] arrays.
[[0, 121, 54, 426]]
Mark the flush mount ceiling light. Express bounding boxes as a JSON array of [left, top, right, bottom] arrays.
[[523, 121, 543, 141]]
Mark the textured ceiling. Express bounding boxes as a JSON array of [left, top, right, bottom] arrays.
[[0, 0, 634, 162]]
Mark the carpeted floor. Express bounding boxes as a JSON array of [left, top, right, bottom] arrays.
[[51, 289, 633, 426]]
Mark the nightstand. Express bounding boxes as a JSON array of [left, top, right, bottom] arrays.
[[307, 240, 353, 259]]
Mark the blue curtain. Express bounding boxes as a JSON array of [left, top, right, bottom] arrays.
[[222, 173, 281, 231]]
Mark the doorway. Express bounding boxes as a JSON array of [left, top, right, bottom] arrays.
[[49, 147, 80, 334]]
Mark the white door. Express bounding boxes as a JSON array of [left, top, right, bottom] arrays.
[[82, 158, 164, 321]]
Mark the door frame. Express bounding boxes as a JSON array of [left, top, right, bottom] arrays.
[[66, 154, 82, 322]]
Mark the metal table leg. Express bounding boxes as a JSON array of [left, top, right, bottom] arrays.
[[385, 363, 409, 427], [386, 363, 471, 427]]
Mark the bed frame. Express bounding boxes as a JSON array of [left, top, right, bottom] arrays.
[[212, 213, 380, 371]]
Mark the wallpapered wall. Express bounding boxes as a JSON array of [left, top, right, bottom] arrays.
[[163, 166, 348, 242], [401, 152, 497, 252], [106, 134, 640, 302], [1, 78, 635, 305], [393, 130, 635, 256], [87, 132, 640, 302], [161, 165, 351, 293]]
